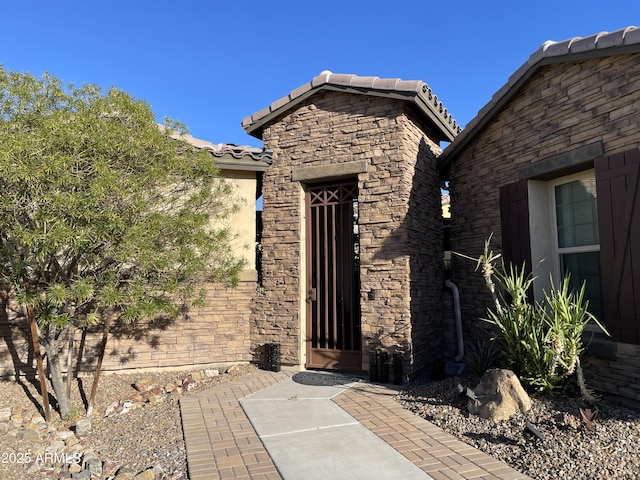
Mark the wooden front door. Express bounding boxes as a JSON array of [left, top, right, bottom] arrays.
[[305, 181, 361, 370]]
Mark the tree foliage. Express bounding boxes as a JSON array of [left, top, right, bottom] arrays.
[[0, 66, 246, 416]]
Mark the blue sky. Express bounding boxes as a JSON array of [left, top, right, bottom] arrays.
[[2, 1, 638, 148]]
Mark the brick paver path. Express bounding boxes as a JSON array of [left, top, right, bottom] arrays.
[[180, 370, 532, 480], [333, 382, 531, 480]]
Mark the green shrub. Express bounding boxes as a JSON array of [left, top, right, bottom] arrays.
[[464, 339, 501, 377], [466, 237, 609, 400]]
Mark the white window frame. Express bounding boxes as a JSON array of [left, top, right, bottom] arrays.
[[548, 169, 600, 284], [527, 169, 600, 308]]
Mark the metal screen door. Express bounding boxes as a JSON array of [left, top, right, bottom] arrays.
[[305, 181, 361, 370]]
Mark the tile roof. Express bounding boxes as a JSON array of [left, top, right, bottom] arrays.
[[172, 131, 273, 172], [242, 71, 462, 142], [439, 26, 640, 167]]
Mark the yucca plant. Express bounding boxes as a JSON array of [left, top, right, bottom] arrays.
[[465, 236, 609, 398], [543, 276, 608, 402]]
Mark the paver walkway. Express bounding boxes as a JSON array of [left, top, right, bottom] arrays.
[[180, 369, 532, 480]]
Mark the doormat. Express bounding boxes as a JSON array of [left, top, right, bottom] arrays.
[[292, 371, 363, 387]]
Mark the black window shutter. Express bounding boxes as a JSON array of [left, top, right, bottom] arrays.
[[595, 148, 640, 344], [499, 179, 532, 277]]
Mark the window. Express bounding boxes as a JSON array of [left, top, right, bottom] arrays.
[[550, 172, 603, 320]]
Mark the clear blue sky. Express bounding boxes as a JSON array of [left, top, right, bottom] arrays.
[[2, 1, 638, 148]]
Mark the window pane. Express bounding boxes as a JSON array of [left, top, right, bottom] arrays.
[[560, 252, 603, 320], [555, 179, 598, 248]]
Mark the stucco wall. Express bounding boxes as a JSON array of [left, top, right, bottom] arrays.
[[252, 89, 444, 376], [220, 170, 258, 272], [446, 53, 640, 400]]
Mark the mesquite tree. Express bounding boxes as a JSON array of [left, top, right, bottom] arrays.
[[0, 67, 245, 418]]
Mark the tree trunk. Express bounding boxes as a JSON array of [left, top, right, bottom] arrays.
[[87, 313, 114, 417], [26, 305, 51, 423], [66, 328, 74, 399], [42, 329, 73, 418]]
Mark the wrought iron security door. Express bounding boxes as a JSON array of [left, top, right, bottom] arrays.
[[305, 181, 361, 370]]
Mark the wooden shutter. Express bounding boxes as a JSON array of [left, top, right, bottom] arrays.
[[595, 148, 640, 344], [499, 179, 532, 276]]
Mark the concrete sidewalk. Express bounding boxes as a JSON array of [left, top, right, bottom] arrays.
[[240, 374, 430, 479], [179, 369, 531, 480]]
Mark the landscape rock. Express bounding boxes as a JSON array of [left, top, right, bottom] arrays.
[[115, 465, 138, 479], [134, 377, 158, 393], [17, 428, 40, 441], [45, 439, 66, 453], [0, 363, 258, 480], [66, 435, 80, 448], [71, 469, 92, 478], [57, 429, 76, 442], [102, 459, 124, 476], [75, 418, 92, 436], [467, 368, 531, 421], [134, 467, 156, 480], [0, 406, 11, 421], [181, 376, 198, 392], [83, 450, 102, 476], [204, 369, 219, 377]]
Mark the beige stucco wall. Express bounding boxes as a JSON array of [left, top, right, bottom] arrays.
[[219, 169, 258, 274]]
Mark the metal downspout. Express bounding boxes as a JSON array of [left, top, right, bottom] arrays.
[[445, 280, 464, 362]]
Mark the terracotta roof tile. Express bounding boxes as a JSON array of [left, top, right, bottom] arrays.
[[243, 70, 461, 142], [440, 26, 640, 166]]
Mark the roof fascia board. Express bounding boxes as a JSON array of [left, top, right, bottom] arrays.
[[244, 83, 458, 142], [215, 154, 271, 172]]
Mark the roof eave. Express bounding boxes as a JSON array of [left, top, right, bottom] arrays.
[[438, 27, 640, 171], [215, 153, 272, 172], [242, 75, 461, 142]]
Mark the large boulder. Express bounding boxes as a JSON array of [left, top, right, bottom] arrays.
[[467, 368, 531, 421]]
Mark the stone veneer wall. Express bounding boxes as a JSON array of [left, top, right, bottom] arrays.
[[252, 89, 444, 376], [446, 53, 640, 400], [0, 279, 255, 377]]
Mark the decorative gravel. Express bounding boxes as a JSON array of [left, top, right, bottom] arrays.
[[0, 364, 258, 479], [396, 376, 640, 480]]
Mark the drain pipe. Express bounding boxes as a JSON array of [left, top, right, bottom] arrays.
[[445, 280, 464, 362]]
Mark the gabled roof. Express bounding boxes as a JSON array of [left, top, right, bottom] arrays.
[[439, 26, 640, 168], [242, 71, 462, 142], [176, 132, 273, 172]]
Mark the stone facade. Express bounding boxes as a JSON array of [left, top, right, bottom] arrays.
[[445, 53, 640, 401], [252, 89, 445, 377], [0, 279, 255, 377]]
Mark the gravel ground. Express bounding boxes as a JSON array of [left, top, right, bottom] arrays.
[[2, 366, 639, 479], [0, 363, 258, 479], [397, 375, 640, 480]]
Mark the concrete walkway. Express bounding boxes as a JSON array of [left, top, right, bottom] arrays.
[[179, 369, 531, 480]]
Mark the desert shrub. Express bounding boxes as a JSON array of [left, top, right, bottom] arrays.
[[463, 237, 608, 400], [464, 339, 501, 377]]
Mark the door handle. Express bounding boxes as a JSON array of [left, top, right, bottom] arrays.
[[307, 288, 317, 303]]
